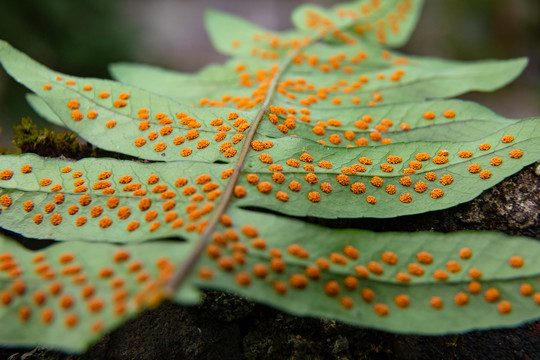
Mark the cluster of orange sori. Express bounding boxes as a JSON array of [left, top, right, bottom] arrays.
[[422, 109, 456, 121], [0, 162, 228, 234], [43, 79, 248, 159], [266, 105, 407, 147], [234, 132, 526, 206], [136, 110, 243, 158], [289, 72, 389, 108], [197, 64, 280, 110], [251, 32, 312, 52], [136, 110, 202, 156], [51, 78, 130, 124], [335, 7, 359, 20], [304, 10, 335, 30], [296, 46, 410, 76], [43, 76, 93, 93], [266, 104, 306, 134], [455, 134, 522, 179], [352, 0, 413, 44], [230, 32, 312, 61], [280, 75, 392, 108], [303, 108, 456, 147], [302, 10, 357, 45], [214, 40, 414, 112], [293, 49, 370, 71], [288, 59, 406, 107], [196, 219, 536, 316], [313, 115, 397, 146], [275, 76, 317, 102], [0, 248, 176, 330]]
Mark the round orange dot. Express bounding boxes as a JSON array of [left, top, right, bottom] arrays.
[[484, 288, 500, 303], [12, 279, 26, 295], [520, 283, 534, 297], [343, 245, 359, 260], [509, 256, 524, 268], [235, 271, 252, 287], [468, 268, 482, 279], [509, 149, 523, 159], [49, 281, 63, 296], [18, 306, 31, 322], [59, 294, 75, 309], [273, 281, 287, 295], [468, 281, 482, 294], [270, 258, 286, 273], [304, 266, 321, 280], [446, 260, 461, 273], [252, 264, 268, 278], [407, 263, 424, 276], [324, 281, 340, 297], [359, 288, 374, 303], [41, 308, 54, 324], [459, 248, 472, 259], [416, 251, 433, 265], [423, 111, 435, 120], [394, 294, 410, 308], [454, 292, 469, 306], [316, 258, 330, 270], [64, 313, 78, 328], [198, 267, 213, 280], [433, 270, 449, 281], [367, 261, 383, 275], [98, 267, 114, 278], [443, 110, 456, 118], [343, 275, 358, 290], [340, 296, 354, 309], [87, 297, 105, 313], [307, 191, 321, 202], [289, 274, 309, 289], [381, 251, 398, 265], [497, 300, 512, 314], [373, 303, 389, 316], [399, 193, 412, 203], [395, 272, 410, 283], [257, 182, 273, 194]]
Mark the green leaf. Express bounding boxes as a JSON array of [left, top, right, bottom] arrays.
[[269, 53, 527, 109], [0, 233, 197, 352], [291, 0, 425, 47], [205, 9, 305, 58], [0, 153, 228, 242], [196, 208, 540, 335], [236, 118, 540, 218], [26, 93, 64, 127], [110, 43, 527, 115], [257, 99, 517, 145], [0, 40, 256, 163], [109, 58, 271, 105], [0, 0, 539, 353]]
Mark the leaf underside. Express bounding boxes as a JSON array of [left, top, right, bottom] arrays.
[[0, 0, 539, 352]]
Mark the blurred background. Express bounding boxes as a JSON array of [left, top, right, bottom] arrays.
[[0, 0, 539, 149]]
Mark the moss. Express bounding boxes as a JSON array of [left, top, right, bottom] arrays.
[[12, 117, 89, 159], [11, 117, 140, 161]]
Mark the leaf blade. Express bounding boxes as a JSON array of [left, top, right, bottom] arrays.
[[236, 118, 540, 218], [0, 40, 255, 163], [194, 208, 540, 335], [291, 0, 425, 47], [0, 153, 230, 243], [25, 93, 64, 127], [0, 234, 197, 352]]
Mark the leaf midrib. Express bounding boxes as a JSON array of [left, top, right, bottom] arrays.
[[164, 44, 307, 293]]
